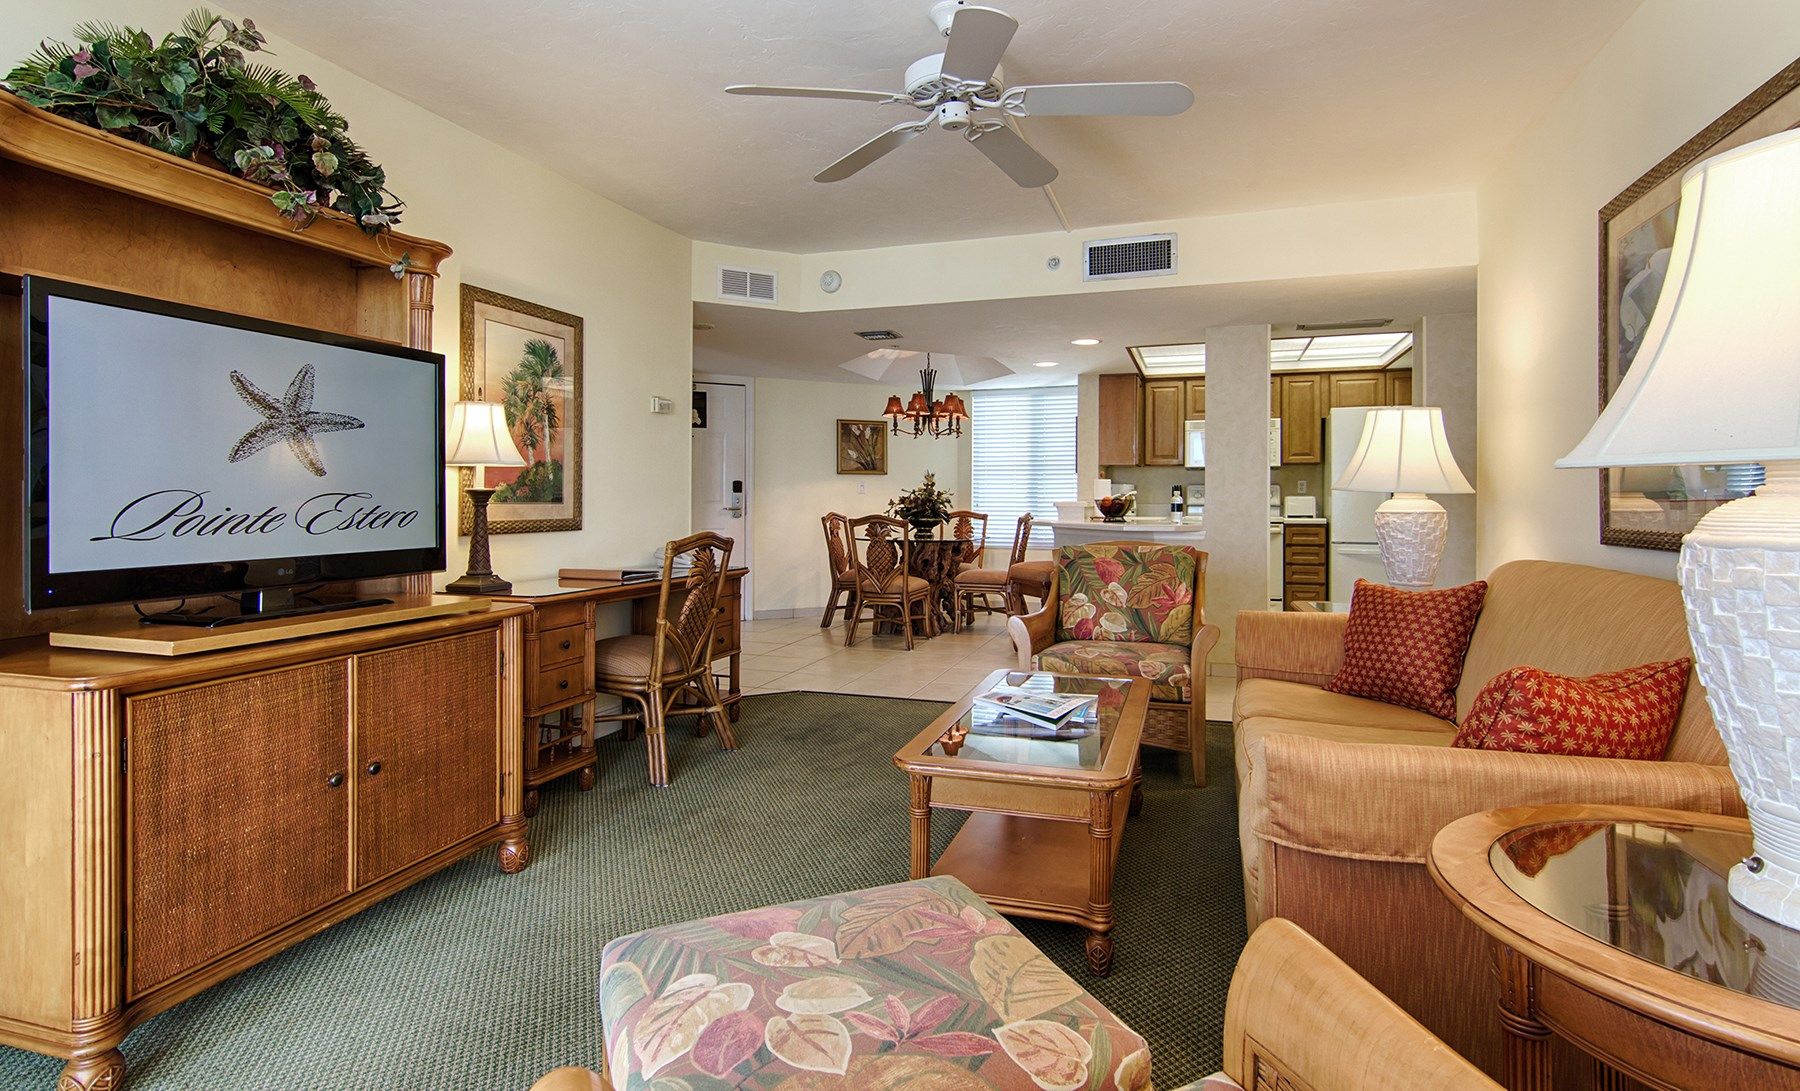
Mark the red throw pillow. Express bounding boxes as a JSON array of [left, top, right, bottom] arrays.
[[1452, 659, 1692, 760], [1325, 579, 1488, 719]]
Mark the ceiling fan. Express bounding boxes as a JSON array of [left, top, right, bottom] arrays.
[[726, 1, 1195, 189]]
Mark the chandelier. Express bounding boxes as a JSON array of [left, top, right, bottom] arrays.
[[882, 354, 968, 439]]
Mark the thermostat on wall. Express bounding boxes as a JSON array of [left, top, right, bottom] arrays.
[[650, 396, 673, 414]]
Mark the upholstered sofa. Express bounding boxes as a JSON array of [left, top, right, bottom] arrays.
[[1233, 559, 1745, 1078], [1010, 542, 1220, 785]]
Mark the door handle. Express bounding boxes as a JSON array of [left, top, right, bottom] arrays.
[[723, 505, 744, 520]]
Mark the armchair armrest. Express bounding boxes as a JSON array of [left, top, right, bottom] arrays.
[[1006, 603, 1056, 669], [528, 1068, 611, 1091], [1246, 733, 1745, 864], [1234, 610, 1348, 687], [1224, 919, 1500, 1090]]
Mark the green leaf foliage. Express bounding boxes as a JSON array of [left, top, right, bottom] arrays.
[[2, 8, 403, 235]]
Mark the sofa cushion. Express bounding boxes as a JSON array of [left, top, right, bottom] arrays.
[[1453, 659, 1691, 760], [1326, 580, 1487, 719], [1040, 640, 1191, 703], [1233, 677, 1455, 734], [1055, 543, 1197, 644]]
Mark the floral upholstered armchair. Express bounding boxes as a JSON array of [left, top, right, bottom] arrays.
[[1008, 543, 1220, 785]]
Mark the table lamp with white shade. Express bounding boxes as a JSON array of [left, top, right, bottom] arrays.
[[444, 400, 527, 594], [1557, 126, 1800, 927], [1332, 406, 1474, 589]]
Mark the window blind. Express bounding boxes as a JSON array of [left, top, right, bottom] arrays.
[[970, 387, 1078, 548]]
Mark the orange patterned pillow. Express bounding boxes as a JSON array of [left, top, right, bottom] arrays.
[[1325, 579, 1488, 719], [1452, 659, 1692, 759]]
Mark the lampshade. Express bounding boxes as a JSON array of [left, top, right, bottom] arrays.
[[1333, 406, 1473, 494], [444, 400, 526, 468], [883, 395, 906, 419], [1560, 127, 1800, 469]]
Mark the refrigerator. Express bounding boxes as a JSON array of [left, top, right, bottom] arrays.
[[1328, 407, 1388, 601]]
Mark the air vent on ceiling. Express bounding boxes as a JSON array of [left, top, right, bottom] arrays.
[[718, 265, 777, 303], [854, 329, 903, 341], [1083, 233, 1177, 281]]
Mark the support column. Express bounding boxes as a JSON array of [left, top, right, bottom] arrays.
[[1200, 325, 1273, 667], [1418, 313, 1478, 586]]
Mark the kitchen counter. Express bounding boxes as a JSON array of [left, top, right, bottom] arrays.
[[1047, 518, 1205, 547]]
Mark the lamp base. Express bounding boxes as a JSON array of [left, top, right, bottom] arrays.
[[444, 571, 514, 595], [447, 487, 511, 596], [1681, 460, 1800, 928], [1371, 493, 1448, 590]]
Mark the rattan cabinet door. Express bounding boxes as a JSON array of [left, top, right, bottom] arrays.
[[126, 660, 351, 998], [352, 630, 501, 886]]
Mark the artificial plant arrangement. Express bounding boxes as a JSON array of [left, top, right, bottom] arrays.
[[4, 9, 407, 258], [888, 471, 955, 535]]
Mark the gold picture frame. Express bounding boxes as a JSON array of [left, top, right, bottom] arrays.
[[1596, 59, 1800, 551], [836, 419, 888, 475], [458, 284, 583, 535]]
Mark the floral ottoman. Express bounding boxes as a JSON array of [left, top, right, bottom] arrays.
[[598, 876, 1151, 1090]]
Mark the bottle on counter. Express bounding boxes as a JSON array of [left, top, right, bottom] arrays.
[[1170, 486, 1185, 523]]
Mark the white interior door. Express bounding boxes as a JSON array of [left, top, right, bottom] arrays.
[[691, 381, 749, 617]]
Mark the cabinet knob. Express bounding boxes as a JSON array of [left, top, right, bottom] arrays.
[[560, 639, 572, 651], [326, 772, 345, 789], [365, 760, 382, 776], [558, 679, 570, 690]]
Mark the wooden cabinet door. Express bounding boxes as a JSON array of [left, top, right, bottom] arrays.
[[1388, 369, 1413, 405], [353, 630, 500, 887], [125, 660, 351, 997], [1183, 378, 1206, 420], [1142, 380, 1185, 466], [1097, 374, 1141, 466], [1279, 375, 1323, 464], [1327, 371, 1386, 408]]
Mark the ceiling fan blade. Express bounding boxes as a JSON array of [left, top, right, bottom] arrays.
[[815, 121, 929, 182], [967, 124, 1057, 188], [940, 5, 1017, 85], [1007, 82, 1196, 117], [726, 85, 901, 103]]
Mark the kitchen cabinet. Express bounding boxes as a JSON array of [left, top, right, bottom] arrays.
[[1097, 374, 1141, 466], [1326, 370, 1387, 409], [1278, 375, 1324, 464], [1388, 370, 1413, 405], [1142, 379, 1185, 466], [1284, 523, 1329, 606], [1184, 378, 1206, 420]]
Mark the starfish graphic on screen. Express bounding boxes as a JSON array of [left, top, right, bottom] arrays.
[[227, 363, 365, 477]]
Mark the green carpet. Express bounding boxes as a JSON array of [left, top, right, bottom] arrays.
[[0, 692, 1245, 1090]]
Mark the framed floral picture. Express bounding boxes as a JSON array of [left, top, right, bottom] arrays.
[[1596, 59, 1800, 551], [836, 419, 887, 475], [459, 284, 583, 534]]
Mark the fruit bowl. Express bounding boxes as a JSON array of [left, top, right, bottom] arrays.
[[1094, 494, 1133, 522]]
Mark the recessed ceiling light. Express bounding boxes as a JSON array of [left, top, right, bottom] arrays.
[[1034, 361, 1060, 368], [1070, 338, 1101, 346]]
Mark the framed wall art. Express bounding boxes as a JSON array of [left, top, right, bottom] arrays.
[[458, 284, 583, 535], [1597, 59, 1800, 550], [836, 419, 888, 475]]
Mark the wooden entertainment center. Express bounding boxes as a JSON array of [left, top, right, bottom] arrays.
[[0, 94, 530, 1089]]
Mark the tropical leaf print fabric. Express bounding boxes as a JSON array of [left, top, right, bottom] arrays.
[[1037, 642, 1191, 703], [1054, 545, 1197, 645], [599, 876, 1151, 1090]]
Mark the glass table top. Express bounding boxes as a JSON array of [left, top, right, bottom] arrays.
[[923, 671, 1136, 773], [1492, 819, 1800, 1007]]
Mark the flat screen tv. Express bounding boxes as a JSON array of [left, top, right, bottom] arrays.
[[23, 276, 446, 620]]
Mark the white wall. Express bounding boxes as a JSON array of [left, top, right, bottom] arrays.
[[1475, 0, 1800, 579], [748, 378, 971, 617], [1419, 313, 1478, 587], [2, 2, 696, 591]]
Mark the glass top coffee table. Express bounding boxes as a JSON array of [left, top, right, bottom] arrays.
[[893, 669, 1150, 976]]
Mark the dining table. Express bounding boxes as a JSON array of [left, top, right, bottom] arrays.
[[869, 523, 976, 637]]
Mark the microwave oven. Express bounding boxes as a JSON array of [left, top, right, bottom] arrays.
[[1185, 419, 1281, 469]]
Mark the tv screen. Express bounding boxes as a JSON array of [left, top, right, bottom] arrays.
[[24, 277, 446, 612]]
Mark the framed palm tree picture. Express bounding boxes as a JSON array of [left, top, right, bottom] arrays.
[[458, 284, 583, 534]]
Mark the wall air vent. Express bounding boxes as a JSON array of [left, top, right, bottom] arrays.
[[717, 265, 777, 303], [854, 329, 903, 341], [1083, 233, 1177, 281]]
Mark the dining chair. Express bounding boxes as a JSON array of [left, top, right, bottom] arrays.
[[1004, 513, 1053, 614], [949, 510, 1014, 631], [946, 509, 988, 573], [818, 512, 858, 628], [845, 514, 937, 650], [593, 532, 737, 786]]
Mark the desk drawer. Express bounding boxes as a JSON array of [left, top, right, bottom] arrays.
[[531, 661, 592, 712], [538, 624, 586, 668], [534, 601, 588, 632]]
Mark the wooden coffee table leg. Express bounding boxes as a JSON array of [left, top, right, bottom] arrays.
[[1495, 943, 1552, 1091], [909, 775, 932, 880], [1086, 789, 1117, 976]]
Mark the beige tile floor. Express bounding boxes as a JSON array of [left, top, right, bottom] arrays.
[[739, 610, 1236, 719]]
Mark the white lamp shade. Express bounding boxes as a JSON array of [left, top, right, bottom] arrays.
[[1333, 406, 1473, 494], [1560, 127, 1800, 468], [444, 400, 527, 468]]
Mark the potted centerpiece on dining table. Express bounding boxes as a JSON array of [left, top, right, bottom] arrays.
[[888, 471, 954, 538]]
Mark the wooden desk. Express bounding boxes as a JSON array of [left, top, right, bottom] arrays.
[[1430, 804, 1800, 1090], [453, 569, 746, 813]]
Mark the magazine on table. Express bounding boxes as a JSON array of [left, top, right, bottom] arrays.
[[971, 684, 1098, 735]]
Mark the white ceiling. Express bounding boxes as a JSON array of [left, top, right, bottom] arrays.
[[266, 0, 1641, 251], [692, 266, 1475, 385]]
